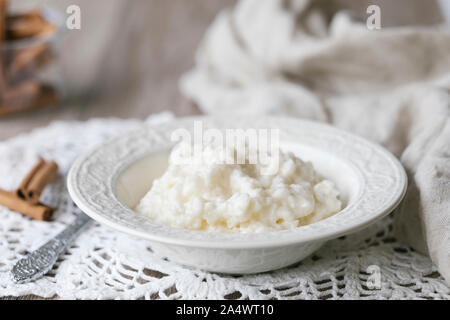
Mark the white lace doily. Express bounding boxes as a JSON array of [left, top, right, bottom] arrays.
[[0, 113, 449, 300]]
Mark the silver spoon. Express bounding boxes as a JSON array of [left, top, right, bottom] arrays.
[[11, 212, 92, 284]]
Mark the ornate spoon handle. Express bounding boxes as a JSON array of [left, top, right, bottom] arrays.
[[11, 213, 92, 284]]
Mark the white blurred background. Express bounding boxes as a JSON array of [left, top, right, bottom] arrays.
[[0, 0, 446, 140]]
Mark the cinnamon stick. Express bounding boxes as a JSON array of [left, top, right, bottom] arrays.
[[0, 82, 58, 116], [16, 158, 58, 204], [26, 160, 58, 204], [0, 80, 40, 115], [17, 157, 45, 199], [0, 189, 53, 221], [0, 0, 6, 42], [7, 43, 50, 77], [5, 10, 56, 40]]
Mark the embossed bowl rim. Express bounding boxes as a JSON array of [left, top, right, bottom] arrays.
[[67, 116, 407, 249]]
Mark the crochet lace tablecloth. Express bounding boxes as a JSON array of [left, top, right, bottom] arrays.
[[0, 113, 449, 300]]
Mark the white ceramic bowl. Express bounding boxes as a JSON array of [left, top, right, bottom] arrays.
[[67, 116, 407, 274]]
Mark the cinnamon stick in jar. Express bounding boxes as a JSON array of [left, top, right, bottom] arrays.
[[7, 43, 50, 77], [0, 189, 53, 221], [0, 0, 6, 42], [1, 80, 40, 112], [17, 158, 58, 204], [0, 83, 58, 116], [5, 10, 56, 40]]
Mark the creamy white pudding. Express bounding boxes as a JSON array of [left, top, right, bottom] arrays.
[[135, 143, 342, 233]]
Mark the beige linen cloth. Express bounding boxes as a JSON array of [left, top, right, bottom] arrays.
[[180, 0, 450, 284]]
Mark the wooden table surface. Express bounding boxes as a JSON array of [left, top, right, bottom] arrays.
[[0, 0, 444, 300]]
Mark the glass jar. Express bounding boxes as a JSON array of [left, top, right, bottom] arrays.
[[0, 6, 65, 117]]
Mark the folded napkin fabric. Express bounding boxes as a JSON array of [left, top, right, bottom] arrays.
[[180, 0, 450, 283]]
